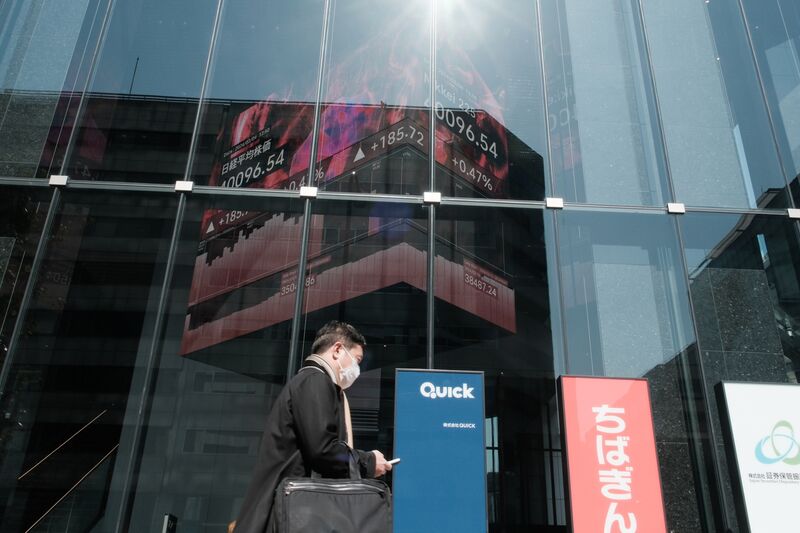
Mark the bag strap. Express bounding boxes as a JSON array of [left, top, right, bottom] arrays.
[[299, 363, 353, 447], [298, 365, 325, 376], [346, 445, 362, 480]]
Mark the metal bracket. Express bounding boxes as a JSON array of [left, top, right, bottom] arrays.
[[174, 181, 194, 192], [545, 197, 564, 209], [423, 191, 442, 205], [667, 202, 686, 214], [48, 175, 69, 187], [299, 186, 318, 199]]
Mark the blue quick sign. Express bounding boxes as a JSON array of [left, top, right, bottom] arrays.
[[394, 369, 487, 533]]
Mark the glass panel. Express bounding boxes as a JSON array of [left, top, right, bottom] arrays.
[[314, 0, 431, 195], [64, 0, 219, 183], [558, 210, 694, 375], [681, 212, 800, 530], [297, 199, 429, 473], [124, 193, 305, 531], [540, 0, 670, 206], [435, 1, 549, 200], [702, 1, 792, 210], [0, 0, 101, 178], [556, 209, 710, 531], [0, 186, 51, 363], [189, 0, 325, 189], [739, 0, 800, 206], [433, 204, 562, 529], [641, 0, 790, 208], [0, 190, 178, 532]]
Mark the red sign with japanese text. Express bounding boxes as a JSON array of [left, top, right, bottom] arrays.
[[560, 376, 667, 533]]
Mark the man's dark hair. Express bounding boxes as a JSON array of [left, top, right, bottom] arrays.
[[311, 321, 366, 354]]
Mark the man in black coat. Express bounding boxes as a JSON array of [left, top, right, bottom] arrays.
[[230, 321, 392, 532]]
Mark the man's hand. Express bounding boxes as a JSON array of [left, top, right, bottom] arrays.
[[227, 520, 236, 533], [372, 450, 393, 477]]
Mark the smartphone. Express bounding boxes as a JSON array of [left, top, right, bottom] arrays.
[[387, 458, 401, 465]]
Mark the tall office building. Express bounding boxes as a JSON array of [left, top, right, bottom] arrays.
[[1, 0, 799, 531]]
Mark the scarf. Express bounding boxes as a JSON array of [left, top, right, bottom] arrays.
[[304, 354, 354, 448]]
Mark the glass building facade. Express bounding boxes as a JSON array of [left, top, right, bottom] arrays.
[[0, 0, 799, 531]]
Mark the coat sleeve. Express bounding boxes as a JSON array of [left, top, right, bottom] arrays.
[[291, 372, 355, 478], [354, 448, 377, 478]]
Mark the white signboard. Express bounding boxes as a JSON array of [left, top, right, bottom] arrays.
[[722, 382, 800, 532]]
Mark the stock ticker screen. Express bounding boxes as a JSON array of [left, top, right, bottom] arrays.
[[179, 36, 536, 357]]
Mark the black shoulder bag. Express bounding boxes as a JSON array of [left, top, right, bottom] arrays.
[[270, 448, 393, 533]]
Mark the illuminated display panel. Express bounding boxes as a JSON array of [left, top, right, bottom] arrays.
[[179, 2, 544, 356]]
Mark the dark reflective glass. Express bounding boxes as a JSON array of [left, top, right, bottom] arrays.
[[296, 199, 429, 475], [63, 0, 219, 183], [0, 0, 104, 179], [433, 204, 563, 529], [314, 0, 431, 195], [0, 186, 50, 363], [642, 0, 790, 208], [556, 209, 709, 531], [540, 0, 670, 206], [189, 0, 324, 189], [739, 0, 800, 206], [124, 193, 304, 531], [0, 190, 178, 532], [435, 1, 548, 200], [681, 213, 800, 530]]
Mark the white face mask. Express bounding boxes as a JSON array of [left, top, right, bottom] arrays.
[[337, 346, 360, 389]]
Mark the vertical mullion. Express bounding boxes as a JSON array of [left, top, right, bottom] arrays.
[[426, 0, 437, 369], [427, 205, 435, 369], [286, 0, 333, 377], [551, 209, 570, 376], [183, 0, 227, 181], [305, 0, 333, 190], [114, 192, 187, 533], [428, 0, 437, 193], [672, 215, 732, 532], [287, 198, 314, 378], [58, 0, 117, 174], [734, 0, 797, 208], [534, 0, 556, 197], [632, 0, 678, 204], [0, 186, 62, 402]]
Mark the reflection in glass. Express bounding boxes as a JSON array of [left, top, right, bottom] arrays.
[[64, 0, 218, 183], [434, 205, 561, 528], [683, 214, 800, 381], [190, 0, 324, 189], [297, 200, 429, 478], [739, 0, 800, 205], [641, 0, 789, 208], [0, 191, 177, 532], [436, 0, 548, 200], [557, 210, 707, 531], [126, 194, 305, 531], [0, 0, 99, 178], [682, 213, 800, 530], [314, 0, 431, 194], [558, 211, 694, 376], [0, 187, 50, 364], [540, 0, 669, 206], [701, 1, 792, 209]]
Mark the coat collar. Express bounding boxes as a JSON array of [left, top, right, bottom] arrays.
[[303, 354, 339, 386]]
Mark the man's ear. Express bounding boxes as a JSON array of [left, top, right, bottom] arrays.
[[330, 341, 342, 360]]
